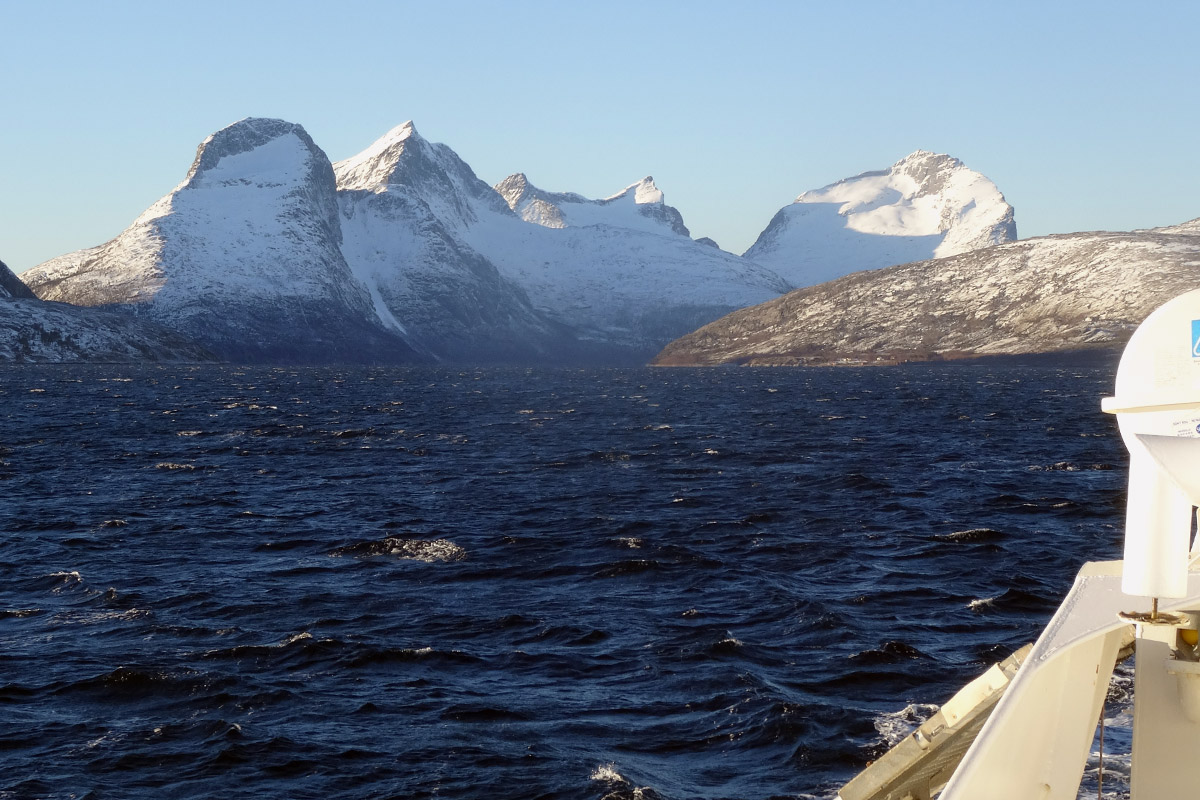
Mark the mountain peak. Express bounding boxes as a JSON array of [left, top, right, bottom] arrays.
[[896, 149, 952, 164], [494, 173, 569, 228], [21, 117, 413, 363], [495, 172, 531, 201], [333, 122, 427, 192], [888, 150, 973, 197], [745, 150, 1016, 287], [606, 176, 664, 206], [380, 120, 419, 145], [335, 122, 513, 225], [184, 118, 327, 186]]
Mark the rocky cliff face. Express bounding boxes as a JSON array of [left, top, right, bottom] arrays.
[[0, 259, 35, 300], [743, 151, 1016, 288], [653, 223, 1200, 367], [22, 118, 422, 364]]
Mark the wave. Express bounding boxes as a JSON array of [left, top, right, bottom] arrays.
[[849, 641, 931, 665], [872, 702, 940, 747], [0, 362, 1128, 798], [330, 537, 466, 562], [1027, 461, 1115, 472], [935, 527, 1007, 542], [589, 763, 661, 800]]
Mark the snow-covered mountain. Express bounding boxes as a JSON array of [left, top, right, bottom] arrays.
[[333, 122, 574, 364], [0, 258, 211, 362], [333, 123, 791, 363], [22, 117, 790, 366], [467, 172, 791, 353], [744, 151, 1017, 287], [22, 118, 422, 364], [24, 120, 1046, 367], [652, 222, 1200, 366]]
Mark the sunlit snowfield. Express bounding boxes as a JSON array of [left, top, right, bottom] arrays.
[[0, 364, 1129, 799]]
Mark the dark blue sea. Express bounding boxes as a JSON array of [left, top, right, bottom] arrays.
[[0, 364, 1128, 799]]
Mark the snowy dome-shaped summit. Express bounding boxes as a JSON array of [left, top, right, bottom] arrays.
[[793, 149, 1009, 237], [744, 149, 1017, 287]]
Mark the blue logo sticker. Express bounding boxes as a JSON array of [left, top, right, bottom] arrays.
[[1193, 320, 1200, 357]]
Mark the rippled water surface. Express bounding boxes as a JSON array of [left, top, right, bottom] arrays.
[[0, 364, 1126, 799]]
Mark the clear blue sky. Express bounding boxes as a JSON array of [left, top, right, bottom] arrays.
[[2, 0, 1198, 272]]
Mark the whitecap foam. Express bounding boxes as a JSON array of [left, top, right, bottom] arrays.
[[48, 570, 82, 581], [281, 632, 313, 646], [588, 764, 659, 799], [331, 537, 466, 563], [53, 609, 151, 626], [389, 539, 466, 563], [873, 702, 939, 747], [0, 608, 40, 618], [48, 571, 83, 593], [590, 763, 625, 783]]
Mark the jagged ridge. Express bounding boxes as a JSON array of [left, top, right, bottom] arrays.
[[494, 173, 689, 237]]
